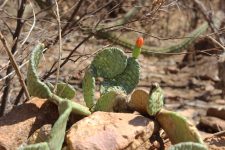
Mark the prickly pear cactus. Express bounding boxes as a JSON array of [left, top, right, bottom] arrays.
[[48, 100, 72, 150], [94, 89, 127, 111], [20, 100, 72, 150], [82, 69, 95, 108], [83, 38, 143, 111], [147, 83, 164, 116], [26, 43, 91, 116], [129, 82, 204, 146], [128, 89, 148, 114], [103, 57, 140, 94], [169, 142, 207, 150], [46, 82, 76, 99], [90, 47, 128, 78], [22, 43, 93, 150], [27, 44, 52, 98], [19, 142, 49, 150], [156, 109, 204, 144], [132, 37, 144, 58]]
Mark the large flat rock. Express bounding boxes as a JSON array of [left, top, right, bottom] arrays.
[[0, 97, 58, 150], [66, 111, 156, 150]]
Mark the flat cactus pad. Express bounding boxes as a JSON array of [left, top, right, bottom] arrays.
[[82, 69, 95, 108], [27, 44, 52, 98], [94, 90, 127, 112], [102, 57, 140, 94], [156, 109, 204, 144], [128, 89, 148, 114], [147, 83, 164, 116], [91, 47, 127, 78], [169, 142, 207, 150]]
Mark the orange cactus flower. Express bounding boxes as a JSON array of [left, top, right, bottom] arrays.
[[135, 37, 144, 48]]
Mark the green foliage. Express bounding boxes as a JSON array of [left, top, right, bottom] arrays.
[[103, 57, 140, 94], [24, 42, 207, 149], [47, 82, 76, 99], [48, 100, 72, 150], [169, 142, 207, 150], [27, 43, 90, 116], [82, 47, 140, 111], [20, 101, 72, 150], [27, 44, 52, 98], [90, 47, 127, 78], [24, 43, 91, 149], [82, 69, 95, 108], [94, 89, 126, 111], [19, 142, 49, 150], [147, 83, 164, 116], [156, 109, 204, 144]]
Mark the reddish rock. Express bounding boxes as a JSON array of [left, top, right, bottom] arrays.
[[66, 111, 156, 150], [199, 116, 225, 133], [0, 97, 59, 150], [204, 131, 225, 150], [207, 107, 225, 120]]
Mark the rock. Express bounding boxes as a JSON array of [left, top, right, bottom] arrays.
[[27, 124, 52, 144], [0, 97, 59, 150], [198, 116, 225, 133], [207, 107, 225, 120], [66, 111, 156, 150], [204, 131, 225, 150]]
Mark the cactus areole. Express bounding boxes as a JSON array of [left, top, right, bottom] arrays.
[[132, 37, 144, 58]]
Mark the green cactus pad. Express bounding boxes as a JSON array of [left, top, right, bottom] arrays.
[[27, 44, 91, 116], [48, 100, 72, 150], [47, 82, 76, 99], [128, 89, 148, 114], [169, 142, 207, 150], [113, 57, 140, 94], [94, 90, 127, 112], [156, 109, 204, 144], [27, 44, 52, 98], [19, 142, 49, 150], [102, 57, 140, 94], [91, 47, 127, 78], [82, 47, 140, 112], [82, 69, 95, 108], [100, 83, 125, 95], [147, 83, 164, 116]]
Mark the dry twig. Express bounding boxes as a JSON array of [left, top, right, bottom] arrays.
[[0, 32, 30, 100], [53, 0, 62, 93], [0, 0, 27, 116]]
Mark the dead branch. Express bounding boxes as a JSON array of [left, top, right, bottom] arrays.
[[0, 0, 27, 116], [0, 32, 30, 101]]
